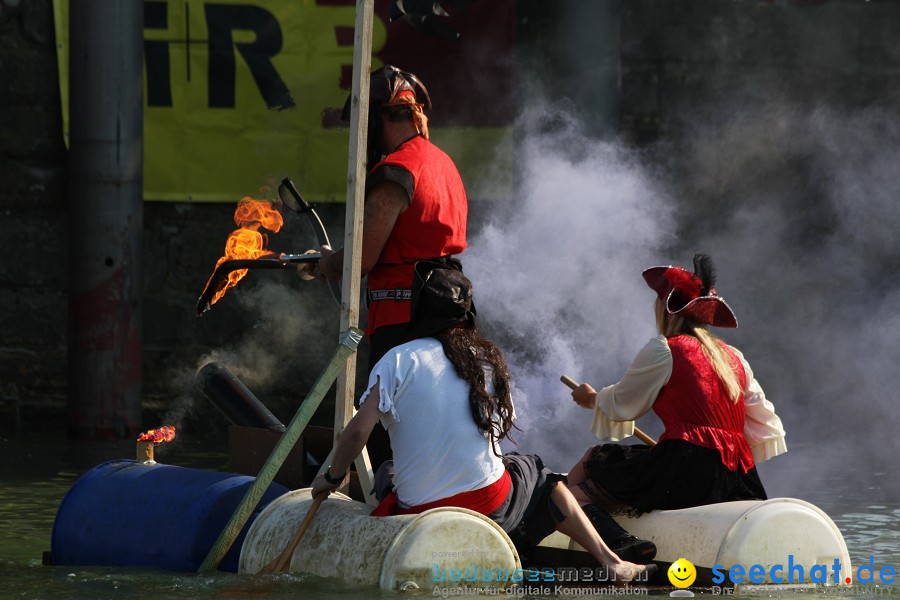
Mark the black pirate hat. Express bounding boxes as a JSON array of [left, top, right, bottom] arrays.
[[405, 259, 476, 340]]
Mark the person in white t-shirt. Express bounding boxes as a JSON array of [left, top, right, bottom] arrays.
[[311, 261, 656, 580]]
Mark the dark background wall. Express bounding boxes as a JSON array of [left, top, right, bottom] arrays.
[[2, 0, 899, 448], [1, 0, 69, 430], [620, 0, 900, 143]]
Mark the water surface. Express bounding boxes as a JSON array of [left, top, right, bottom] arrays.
[[1, 433, 896, 599]]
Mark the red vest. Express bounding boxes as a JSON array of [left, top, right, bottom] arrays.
[[654, 335, 755, 472], [366, 135, 468, 335]]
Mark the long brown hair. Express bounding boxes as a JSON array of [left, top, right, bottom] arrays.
[[655, 299, 743, 402], [434, 327, 516, 454]]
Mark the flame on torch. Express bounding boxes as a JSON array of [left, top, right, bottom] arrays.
[[137, 425, 176, 444], [202, 196, 285, 308]]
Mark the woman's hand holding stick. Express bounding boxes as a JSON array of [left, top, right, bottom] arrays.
[[560, 375, 657, 447]]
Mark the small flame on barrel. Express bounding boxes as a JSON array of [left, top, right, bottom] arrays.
[[136, 425, 176, 464], [202, 196, 284, 308], [137, 425, 176, 443]]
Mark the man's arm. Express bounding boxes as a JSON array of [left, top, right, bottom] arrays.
[[311, 381, 384, 496], [315, 181, 409, 280]]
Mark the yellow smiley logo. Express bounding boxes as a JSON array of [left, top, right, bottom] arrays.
[[667, 558, 697, 588]]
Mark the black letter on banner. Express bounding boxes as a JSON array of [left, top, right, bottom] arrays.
[[204, 4, 295, 109], [144, 1, 172, 106]]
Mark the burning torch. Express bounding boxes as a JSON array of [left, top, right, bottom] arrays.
[[196, 178, 340, 316]]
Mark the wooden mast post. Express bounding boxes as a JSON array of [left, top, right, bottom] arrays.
[[333, 0, 377, 505]]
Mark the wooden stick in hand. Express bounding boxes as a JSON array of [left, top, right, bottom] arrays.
[[258, 493, 327, 574], [560, 374, 657, 447]]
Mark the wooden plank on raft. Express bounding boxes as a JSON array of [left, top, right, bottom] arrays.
[[332, 0, 376, 505]]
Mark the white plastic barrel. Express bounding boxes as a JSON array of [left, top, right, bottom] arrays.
[[238, 489, 521, 590], [541, 498, 851, 584]]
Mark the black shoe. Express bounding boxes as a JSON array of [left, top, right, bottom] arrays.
[[582, 504, 657, 564], [610, 534, 657, 564]]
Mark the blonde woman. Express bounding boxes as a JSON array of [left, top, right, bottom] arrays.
[[566, 254, 787, 564]]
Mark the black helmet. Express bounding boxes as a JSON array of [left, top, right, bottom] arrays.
[[342, 65, 432, 167], [341, 65, 431, 121]]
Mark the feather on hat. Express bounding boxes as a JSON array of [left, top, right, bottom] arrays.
[[642, 253, 738, 328]]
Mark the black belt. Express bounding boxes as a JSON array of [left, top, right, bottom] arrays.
[[367, 288, 412, 302], [366, 256, 462, 305]]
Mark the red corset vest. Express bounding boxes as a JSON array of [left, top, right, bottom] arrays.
[[654, 335, 755, 472]]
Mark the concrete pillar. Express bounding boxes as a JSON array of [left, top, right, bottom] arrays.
[[67, 0, 143, 438]]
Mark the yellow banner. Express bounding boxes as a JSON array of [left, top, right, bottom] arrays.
[[53, 0, 513, 203]]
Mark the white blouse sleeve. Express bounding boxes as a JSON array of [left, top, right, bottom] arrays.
[[591, 336, 673, 441], [731, 346, 787, 462]]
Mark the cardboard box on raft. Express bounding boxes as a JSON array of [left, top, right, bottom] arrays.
[[227, 425, 364, 497]]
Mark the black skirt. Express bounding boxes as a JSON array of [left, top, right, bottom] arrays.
[[580, 439, 767, 516], [489, 453, 566, 553]]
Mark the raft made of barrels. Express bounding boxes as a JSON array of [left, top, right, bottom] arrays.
[[540, 497, 851, 585], [239, 489, 521, 590]]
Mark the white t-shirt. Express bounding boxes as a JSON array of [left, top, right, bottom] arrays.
[[360, 337, 506, 507]]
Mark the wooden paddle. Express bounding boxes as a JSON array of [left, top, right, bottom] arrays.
[[560, 374, 657, 447], [258, 493, 327, 574]]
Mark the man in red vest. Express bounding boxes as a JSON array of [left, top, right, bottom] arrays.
[[305, 66, 469, 468]]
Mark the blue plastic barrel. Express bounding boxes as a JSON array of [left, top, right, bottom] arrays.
[[51, 459, 289, 572]]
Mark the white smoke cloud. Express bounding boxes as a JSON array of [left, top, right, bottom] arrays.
[[466, 105, 676, 470], [675, 104, 900, 497], [160, 277, 340, 435], [466, 100, 900, 494]]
